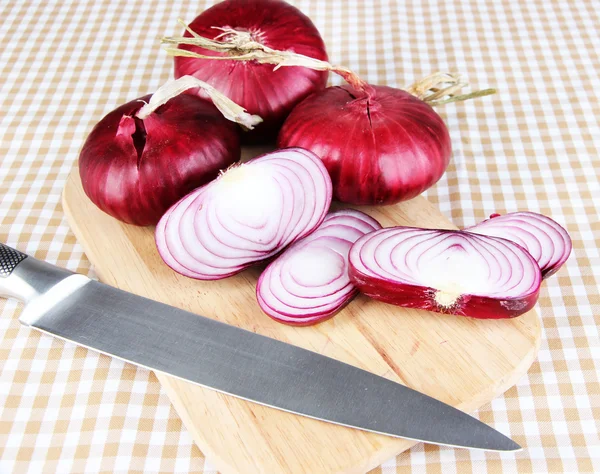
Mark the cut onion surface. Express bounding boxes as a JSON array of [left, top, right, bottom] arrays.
[[257, 209, 381, 325], [349, 227, 542, 319], [465, 212, 572, 279], [155, 148, 332, 280]]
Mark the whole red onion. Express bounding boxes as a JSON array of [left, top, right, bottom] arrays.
[[79, 77, 261, 226], [172, 0, 329, 142], [278, 84, 452, 205]]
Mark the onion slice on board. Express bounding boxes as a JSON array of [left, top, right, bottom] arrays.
[[349, 227, 542, 319], [155, 148, 332, 280], [257, 209, 381, 325], [465, 212, 572, 279]]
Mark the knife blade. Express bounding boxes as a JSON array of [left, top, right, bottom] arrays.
[[0, 243, 520, 451]]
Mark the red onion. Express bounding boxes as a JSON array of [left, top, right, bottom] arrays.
[[278, 71, 493, 205], [165, 0, 329, 142], [79, 76, 261, 226], [155, 148, 332, 280], [349, 227, 542, 319], [164, 16, 494, 203], [257, 209, 381, 325], [164, 14, 495, 203], [465, 212, 572, 279], [278, 84, 452, 204]]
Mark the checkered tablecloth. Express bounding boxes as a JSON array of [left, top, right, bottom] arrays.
[[1, 0, 598, 472]]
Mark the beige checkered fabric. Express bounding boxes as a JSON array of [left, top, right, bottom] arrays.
[[1, 0, 599, 472]]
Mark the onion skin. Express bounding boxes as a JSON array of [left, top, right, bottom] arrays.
[[175, 0, 329, 143], [257, 209, 381, 326], [465, 212, 572, 279], [349, 278, 538, 320], [79, 94, 239, 226], [278, 85, 452, 205], [349, 227, 542, 319]]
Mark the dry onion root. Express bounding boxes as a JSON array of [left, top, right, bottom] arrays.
[[348, 227, 542, 319], [257, 209, 381, 325]]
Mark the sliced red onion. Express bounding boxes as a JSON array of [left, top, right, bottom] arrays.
[[349, 227, 542, 319], [155, 148, 332, 280], [257, 209, 381, 325], [465, 212, 572, 279]]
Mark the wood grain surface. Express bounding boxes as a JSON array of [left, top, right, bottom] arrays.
[[62, 154, 540, 474]]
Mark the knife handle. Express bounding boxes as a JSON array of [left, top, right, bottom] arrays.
[[0, 243, 74, 304], [0, 243, 27, 277]]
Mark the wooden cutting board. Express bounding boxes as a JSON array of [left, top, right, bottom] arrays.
[[62, 155, 540, 474]]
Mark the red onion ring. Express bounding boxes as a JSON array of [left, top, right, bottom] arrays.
[[155, 148, 332, 280], [465, 212, 572, 279], [257, 209, 381, 325], [349, 227, 542, 319]]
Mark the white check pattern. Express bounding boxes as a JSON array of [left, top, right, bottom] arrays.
[[1, 0, 599, 473]]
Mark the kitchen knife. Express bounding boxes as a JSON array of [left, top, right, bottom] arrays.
[[0, 243, 520, 452]]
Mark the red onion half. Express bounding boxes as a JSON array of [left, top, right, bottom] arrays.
[[155, 148, 332, 280], [465, 212, 572, 279], [166, 0, 329, 142], [257, 209, 381, 325], [349, 227, 542, 319], [79, 76, 261, 226]]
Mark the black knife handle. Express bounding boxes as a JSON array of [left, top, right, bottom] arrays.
[[0, 243, 28, 278]]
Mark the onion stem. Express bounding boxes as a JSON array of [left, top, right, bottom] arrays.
[[404, 72, 496, 106], [162, 20, 494, 105], [136, 75, 262, 129], [162, 20, 370, 96]]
